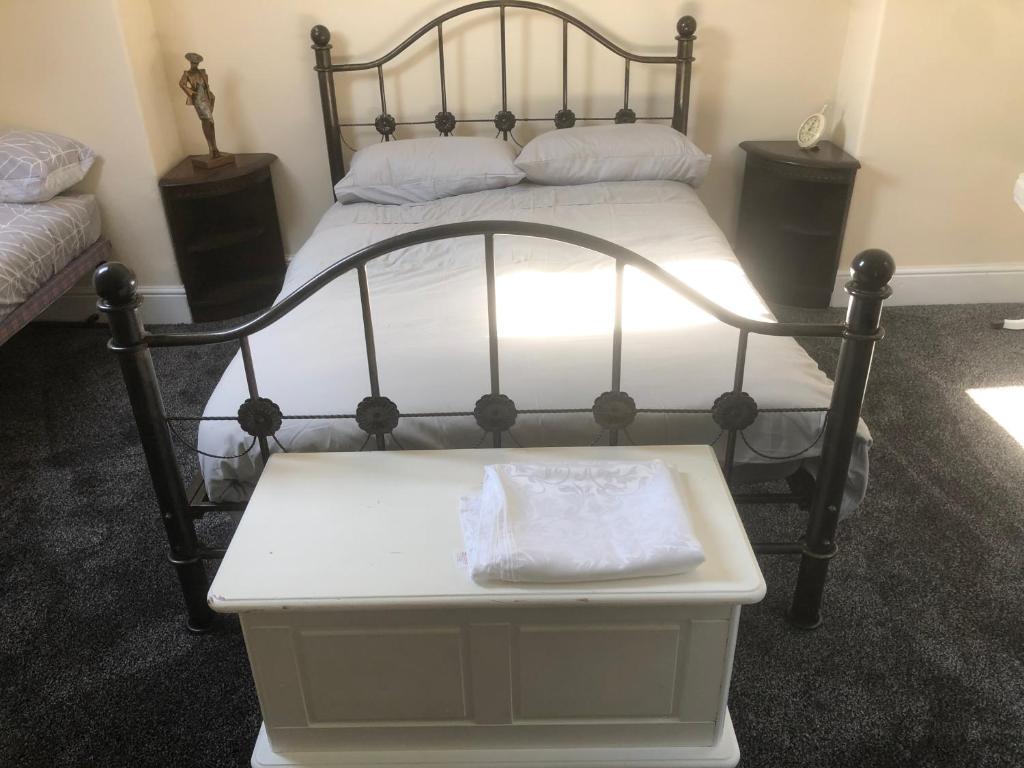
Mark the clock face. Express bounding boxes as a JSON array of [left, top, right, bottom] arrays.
[[798, 113, 825, 148]]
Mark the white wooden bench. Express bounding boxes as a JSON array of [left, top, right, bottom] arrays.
[[209, 445, 765, 767]]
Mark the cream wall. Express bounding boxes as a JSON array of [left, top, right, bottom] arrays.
[[840, 0, 1024, 269], [0, 0, 182, 287], [3, 0, 1021, 308]]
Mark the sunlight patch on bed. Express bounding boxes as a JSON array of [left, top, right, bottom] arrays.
[[967, 386, 1024, 447], [495, 260, 770, 339]]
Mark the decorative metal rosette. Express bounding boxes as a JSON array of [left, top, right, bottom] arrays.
[[493, 109, 517, 134], [434, 110, 457, 135], [355, 396, 400, 435], [614, 108, 637, 124], [236, 396, 283, 438], [473, 394, 518, 433], [592, 391, 638, 430], [374, 113, 397, 137], [554, 108, 576, 129], [711, 391, 759, 431]]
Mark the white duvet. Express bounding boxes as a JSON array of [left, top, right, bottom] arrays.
[[199, 180, 870, 511]]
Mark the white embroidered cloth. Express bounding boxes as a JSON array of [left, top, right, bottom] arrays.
[[459, 460, 705, 583]]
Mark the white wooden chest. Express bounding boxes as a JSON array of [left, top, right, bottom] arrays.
[[209, 445, 765, 767]]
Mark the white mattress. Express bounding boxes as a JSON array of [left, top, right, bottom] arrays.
[[199, 180, 870, 511], [0, 193, 101, 321]]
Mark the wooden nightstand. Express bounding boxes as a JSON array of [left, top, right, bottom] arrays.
[[159, 153, 286, 322], [735, 140, 860, 308]]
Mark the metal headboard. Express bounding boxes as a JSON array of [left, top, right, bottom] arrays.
[[310, 1, 697, 188]]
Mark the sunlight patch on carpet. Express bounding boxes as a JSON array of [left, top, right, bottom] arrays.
[[967, 386, 1024, 447]]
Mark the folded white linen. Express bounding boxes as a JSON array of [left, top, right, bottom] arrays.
[[459, 460, 705, 583]]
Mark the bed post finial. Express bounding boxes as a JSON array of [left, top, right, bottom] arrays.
[[849, 248, 896, 293], [311, 23, 345, 190], [789, 248, 894, 630], [676, 15, 697, 38], [93, 261, 138, 307], [310, 24, 331, 47], [94, 262, 215, 634], [671, 16, 697, 134]]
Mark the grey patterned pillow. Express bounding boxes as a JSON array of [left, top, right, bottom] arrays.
[[0, 129, 96, 203]]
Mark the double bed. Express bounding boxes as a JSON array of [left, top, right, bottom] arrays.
[[198, 178, 868, 515], [0, 193, 109, 345], [95, 1, 893, 634]]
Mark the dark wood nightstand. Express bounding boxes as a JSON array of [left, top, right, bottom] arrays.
[[159, 153, 286, 322], [735, 141, 860, 308]]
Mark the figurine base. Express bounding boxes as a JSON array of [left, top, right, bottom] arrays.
[[191, 152, 235, 170]]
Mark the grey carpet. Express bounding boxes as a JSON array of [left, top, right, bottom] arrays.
[[1, 302, 1023, 767]]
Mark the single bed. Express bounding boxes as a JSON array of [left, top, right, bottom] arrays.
[[0, 193, 110, 345], [96, 1, 894, 634]]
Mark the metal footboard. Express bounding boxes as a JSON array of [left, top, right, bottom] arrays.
[[95, 221, 893, 632]]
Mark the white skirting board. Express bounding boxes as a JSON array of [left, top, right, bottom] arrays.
[[250, 715, 740, 768], [830, 264, 1024, 307], [37, 284, 191, 325]]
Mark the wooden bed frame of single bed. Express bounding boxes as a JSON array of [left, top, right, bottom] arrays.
[[94, 1, 894, 633], [0, 237, 111, 346]]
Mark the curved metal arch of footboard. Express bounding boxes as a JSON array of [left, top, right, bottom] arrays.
[[93, 225, 894, 634], [146, 221, 847, 348]]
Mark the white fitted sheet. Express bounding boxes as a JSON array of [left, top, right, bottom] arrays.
[[199, 180, 870, 511], [0, 193, 101, 320]]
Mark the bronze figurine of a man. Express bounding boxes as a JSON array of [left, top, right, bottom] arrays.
[[180, 52, 234, 169]]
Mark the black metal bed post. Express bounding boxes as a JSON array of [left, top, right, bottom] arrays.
[[671, 16, 696, 133], [789, 249, 895, 629], [311, 25, 344, 189], [93, 263, 214, 633]]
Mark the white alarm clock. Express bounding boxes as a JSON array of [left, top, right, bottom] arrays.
[[797, 104, 829, 149]]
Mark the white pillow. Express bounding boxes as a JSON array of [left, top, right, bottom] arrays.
[[515, 124, 711, 187], [334, 137, 525, 204], [0, 129, 96, 203]]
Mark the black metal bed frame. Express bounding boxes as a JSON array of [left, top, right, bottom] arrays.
[[95, 2, 894, 633]]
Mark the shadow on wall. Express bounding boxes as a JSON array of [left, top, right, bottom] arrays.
[[680, 12, 733, 238]]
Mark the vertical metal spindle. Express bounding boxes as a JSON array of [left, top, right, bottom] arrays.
[[499, 5, 507, 114], [239, 336, 271, 468], [561, 20, 569, 111], [623, 59, 631, 111], [723, 330, 749, 483], [609, 260, 625, 446], [377, 65, 391, 141], [484, 234, 501, 448], [356, 265, 386, 450], [437, 24, 448, 117]]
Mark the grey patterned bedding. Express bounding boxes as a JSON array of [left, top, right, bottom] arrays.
[[0, 194, 101, 321]]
